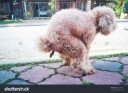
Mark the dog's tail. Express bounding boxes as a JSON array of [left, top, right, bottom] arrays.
[[38, 36, 55, 58], [38, 36, 52, 53]]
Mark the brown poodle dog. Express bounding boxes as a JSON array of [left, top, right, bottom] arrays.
[[38, 6, 116, 75]]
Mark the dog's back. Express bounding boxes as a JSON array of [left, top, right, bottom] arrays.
[[39, 6, 116, 56]]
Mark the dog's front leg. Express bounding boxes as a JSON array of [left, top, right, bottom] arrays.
[[80, 35, 96, 74], [81, 50, 96, 75], [82, 61, 96, 75], [70, 57, 95, 75], [70, 48, 96, 75]]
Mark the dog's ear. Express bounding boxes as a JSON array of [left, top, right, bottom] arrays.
[[97, 14, 112, 35], [93, 6, 116, 36]]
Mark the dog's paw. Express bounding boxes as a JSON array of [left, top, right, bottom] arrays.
[[81, 66, 96, 75]]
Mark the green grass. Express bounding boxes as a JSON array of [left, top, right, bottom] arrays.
[[123, 75, 128, 80], [0, 19, 22, 24], [11, 70, 21, 74], [81, 81, 91, 85], [90, 53, 128, 59], [0, 53, 128, 70], [0, 59, 62, 70], [116, 68, 123, 73]]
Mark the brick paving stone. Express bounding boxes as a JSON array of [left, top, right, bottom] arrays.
[[83, 70, 122, 85], [18, 66, 54, 83], [39, 74, 81, 85], [122, 66, 128, 75], [104, 57, 120, 61], [10, 66, 30, 72], [7, 79, 31, 85], [0, 70, 16, 83], [92, 61, 122, 72], [39, 62, 62, 68], [120, 57, 128, 65], [57, 66, 83, 77]]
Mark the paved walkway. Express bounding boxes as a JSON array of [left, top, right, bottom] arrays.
[[0, 56, 128, 85]]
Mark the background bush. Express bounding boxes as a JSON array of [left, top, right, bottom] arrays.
[[114, 0, 128, 17]]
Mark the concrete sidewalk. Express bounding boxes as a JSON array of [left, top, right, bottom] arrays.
[[0, 56, 128, 85]]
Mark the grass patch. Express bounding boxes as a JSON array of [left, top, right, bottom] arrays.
[[0, 53, 128, 70], [116, 68, 123, 73], [90, 53, 128, 59], [81, 81, 91, 85], [123, 75, 128, 80], [0, 59, 62, 70], [0, 20, 22, 24], [11, 70, 21, 74]]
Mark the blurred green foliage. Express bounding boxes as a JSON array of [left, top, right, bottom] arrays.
[[113, 0, 128, 17], [0, 20, 22, 24], [124, 2, 128, 13], [48, 0, 55, 15]]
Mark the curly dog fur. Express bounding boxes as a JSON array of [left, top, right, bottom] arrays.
[[38, 6, 116, 74]]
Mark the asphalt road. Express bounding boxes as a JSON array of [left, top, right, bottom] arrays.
[[0, 22, 128, 61]]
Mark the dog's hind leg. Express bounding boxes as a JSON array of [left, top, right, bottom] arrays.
[[59, 54, 70, 65], [58, 36, 96, 74]]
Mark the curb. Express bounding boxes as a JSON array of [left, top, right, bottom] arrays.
[[116, 19, 128, 22]]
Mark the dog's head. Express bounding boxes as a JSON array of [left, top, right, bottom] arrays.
[[92, 6, 116, 35]]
